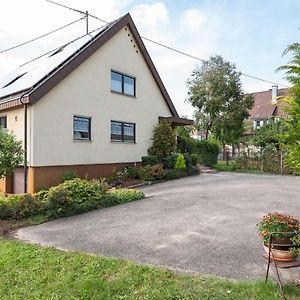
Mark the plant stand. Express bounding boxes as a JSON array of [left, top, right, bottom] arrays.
[[264, 232, 300, 300]]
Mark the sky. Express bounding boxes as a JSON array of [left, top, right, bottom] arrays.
[[0, 0, 299, 118]]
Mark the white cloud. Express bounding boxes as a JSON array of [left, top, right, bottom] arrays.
[[180, 9, 206, 34], [131, 2, 169, 29], [130, 2, 171, 42]]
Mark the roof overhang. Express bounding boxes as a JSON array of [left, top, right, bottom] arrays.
[[159, 116, 194, 126]]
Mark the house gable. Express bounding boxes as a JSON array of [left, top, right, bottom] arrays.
[[0, 14, 179, 118], [30, 21, 174, 167]]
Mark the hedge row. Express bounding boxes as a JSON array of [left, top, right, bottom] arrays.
[[0, 178, 145, 220], [177, 136, 219, 167]]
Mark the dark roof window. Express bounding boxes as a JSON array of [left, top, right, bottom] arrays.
[[48, 46, 65, 58], [2, 72, 27, 89]]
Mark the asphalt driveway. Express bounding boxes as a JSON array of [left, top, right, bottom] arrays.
[[16, 172, 300, 280]]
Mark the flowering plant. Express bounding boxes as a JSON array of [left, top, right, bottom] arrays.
[[257, 212, 300, 243]]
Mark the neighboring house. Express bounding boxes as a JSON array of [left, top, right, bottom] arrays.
[[0, 13, 192, 194], [248, 85, 287, 130], [190, 127, 206, 141]]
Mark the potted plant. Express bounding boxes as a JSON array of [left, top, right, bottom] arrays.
[[257, 212, 300, 261]]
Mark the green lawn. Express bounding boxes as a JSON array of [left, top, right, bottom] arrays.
[[0, 238, 299, 299], [214, 160, 237, 172]]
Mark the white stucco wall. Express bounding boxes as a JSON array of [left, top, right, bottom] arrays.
[[31, 26, 173, 166], [0, 107, 32, 165]]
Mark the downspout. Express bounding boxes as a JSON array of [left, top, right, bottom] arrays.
[[19, 92, 29, 193]]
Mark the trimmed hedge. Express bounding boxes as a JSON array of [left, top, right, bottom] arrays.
[[0, 179, 145, 220], [177, 136, 219, 167]]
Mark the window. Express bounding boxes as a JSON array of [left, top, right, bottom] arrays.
[[111, 121, 135, 143], [111, 71, 135, 96], [73, 116, 91, 141], [0, 116, 7, 129], [2, 73, 27, 88]]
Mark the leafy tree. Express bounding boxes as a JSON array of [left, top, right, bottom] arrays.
[[176, 125, 193, 139], [187, 55, 254, 148], [277, 43, 300, 174], [0, 128, 23, 178], [252, 120, 286, 152], [148, 121, 176, 160]]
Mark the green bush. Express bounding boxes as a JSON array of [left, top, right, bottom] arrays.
[[148, 121, 176, 160], [163, 153, 179, 169], [60, 178, 108, 201], [175, 154, 186, 170], [177, 136, 219, 167], [139, 164, 166, 181], [109, 188, 145, 204], [126, 166, 139, 179], [0, 194, 42, 220], [0, 178, 145, 221], [191, 153, 198, 166], [61, 171, 79, 183], [141, 155, 159, 166], [184, 153, 192, 170], [177, 136, 197, 153], [44, 187, 72, 217], [196, 140, 219, 167], [163, 169, 181, 180]]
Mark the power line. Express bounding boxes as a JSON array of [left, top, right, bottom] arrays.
[[19, 25, 107, 67], [45, 0, 109, 24], [0, 17, 84, 55], [10, 0, 287, 88], [44, 0, 289, 88], [45, 0, 84, 15], [140, 36, 289, 87]]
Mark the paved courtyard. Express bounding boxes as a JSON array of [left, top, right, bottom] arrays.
[[16, 172, 300, 280]]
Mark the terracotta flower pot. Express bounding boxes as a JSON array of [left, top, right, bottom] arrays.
[[263, 242, 298, 262]]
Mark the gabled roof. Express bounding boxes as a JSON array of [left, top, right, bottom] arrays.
[[0, 13, 179, 118], [249, 88, 288, 120]]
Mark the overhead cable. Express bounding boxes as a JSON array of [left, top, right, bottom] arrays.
[[0, 17, 84, 54]]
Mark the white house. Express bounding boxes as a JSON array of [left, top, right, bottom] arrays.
[[0, 13, 192, 194]]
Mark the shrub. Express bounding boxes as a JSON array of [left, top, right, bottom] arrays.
[[126, 166, 139, 179], [163, 153, 179, 169], [196, 140, 219, 167], [191, 153, 198, 166], [141, 155, 159, 166], [138, 165, 154, 181], [148, 121, 176, 160], [59, 178, 108, 202], [43, 178, 108, 218], [0, 178, 145, 221], [0, 194, 42, 220], [109, 188, 145, 204], [44, 187, 72, 216], [177, 136, 197, 154], [139, 164, 166, 181], [163, 169, 181, 180], [184, 153, 192, 170], [175, 154, 186, 170], [61, 171, 78, 183], [177, 136, 219, 167]]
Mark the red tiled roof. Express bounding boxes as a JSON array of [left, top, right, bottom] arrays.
[[249, 88, 288, 120]]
